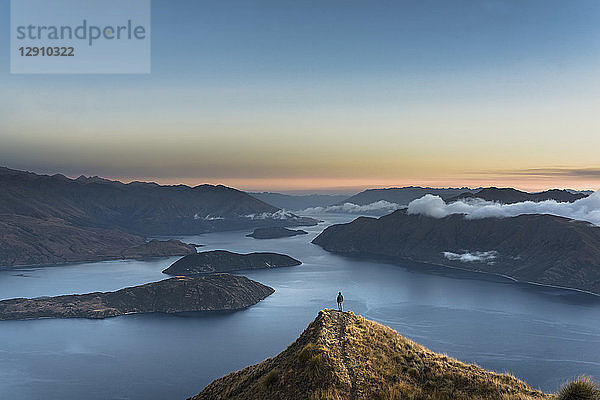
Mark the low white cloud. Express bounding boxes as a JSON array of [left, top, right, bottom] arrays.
[[194, 213, 224, 221], [299, 201, 402, 215], [407, 191, 600, 226], [244, 210, 296, 220], [443, 250, 498, 263]]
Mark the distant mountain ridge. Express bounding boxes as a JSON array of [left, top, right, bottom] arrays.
[[341, 186, 477, 206], [249, 192, 347, 211], [447, 187, 587, 204], [340, 186, 590, 207], [313, 209, 600, 295]]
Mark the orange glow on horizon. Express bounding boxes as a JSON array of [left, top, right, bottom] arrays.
[[107, 175, 600, 194]]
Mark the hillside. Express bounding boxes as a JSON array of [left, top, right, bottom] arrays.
[[342, 187, 476, 206], [0, 274, 274, 320], [163, 250, 301, 275], [312, 210, 600, 294], [0, 215, 196, 267], [192, 310, 549, 400], [0, 166, 317, 267], [447, 187, 587, 204]]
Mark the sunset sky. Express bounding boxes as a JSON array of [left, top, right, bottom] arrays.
[[1, 0, 599, 193]]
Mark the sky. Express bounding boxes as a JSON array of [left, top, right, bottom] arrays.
[[1, 0, 599, 193]]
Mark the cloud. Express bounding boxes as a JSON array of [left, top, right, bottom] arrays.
[[407, 191, 600, 226], [244, 210, 297, 220], [194, 214, 224, 220], [443, 250, 498, 263], [501, 168, 600, 178], [299, 201, 402, 215]]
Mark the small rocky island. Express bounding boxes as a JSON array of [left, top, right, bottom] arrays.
[[246, 227, 308, 239], [163, 250, 301, 275], [116, 239, 198, 259], [0, 274, 274, 320]]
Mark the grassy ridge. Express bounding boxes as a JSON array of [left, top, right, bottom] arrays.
[[192, 310, 556, 400]]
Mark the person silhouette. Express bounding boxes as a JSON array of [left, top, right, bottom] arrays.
[[337, 291, 344, 312]]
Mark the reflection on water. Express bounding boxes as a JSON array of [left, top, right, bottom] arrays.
[[0, 213, 599, 399]]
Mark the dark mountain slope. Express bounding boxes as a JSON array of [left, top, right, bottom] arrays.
[[0, 215, 196, 267], [0, 166, 317, 267], [0, 166, 316, 235], [313, 210, 600, 294]]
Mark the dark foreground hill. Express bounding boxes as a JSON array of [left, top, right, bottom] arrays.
[[342, 187, 476, 206], [0, 274, 273, 320], [163, 250, 301, 275], [447, 187, 587, 204], [313, 210, 600, 295], [192, 310, 550, 400]]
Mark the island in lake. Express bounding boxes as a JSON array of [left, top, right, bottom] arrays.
[[313, 209, 600, 295], [192, 310, 550, 400], [163, 250, 301, 275], [246, 227, 308, 239], [0, 274, 274, 320]]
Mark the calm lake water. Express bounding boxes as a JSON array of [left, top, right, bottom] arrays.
[[1, 213, 599, 399]]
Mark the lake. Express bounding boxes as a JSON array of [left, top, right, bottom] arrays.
[[1, 213, 599, 399]]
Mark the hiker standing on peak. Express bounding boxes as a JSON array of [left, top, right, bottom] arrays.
[[337, 291, 344, 312]]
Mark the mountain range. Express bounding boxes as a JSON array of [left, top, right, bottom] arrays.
[[341, 186, 591, 207], [447, 187, 587, 204], [341, 187, 477, 206], [0, 166, 316, 235], [0, 167, 316, 267]]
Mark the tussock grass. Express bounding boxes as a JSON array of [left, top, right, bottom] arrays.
[[260, 368, 279, 387], [557, 376, 600, 400], [192, 309, 556, 400], [298, 343, 318, 363]]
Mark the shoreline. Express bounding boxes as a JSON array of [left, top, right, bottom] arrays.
[[0, 307, 259, 322], [0, 254, 183, 271], [321, 249, 600, 298], [0, 275, 274, 321]]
